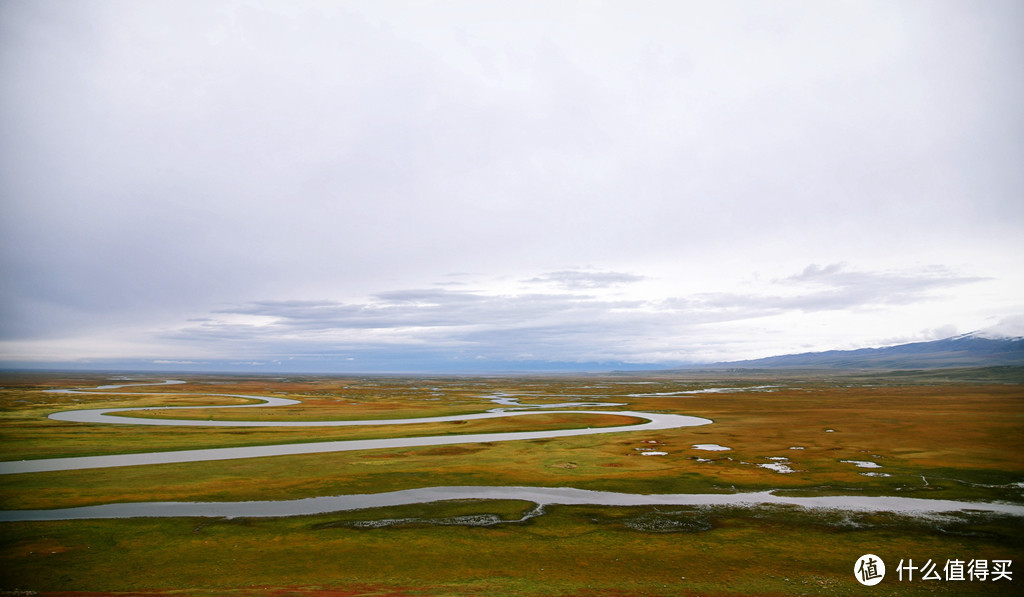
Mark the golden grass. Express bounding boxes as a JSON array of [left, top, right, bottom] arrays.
[[1, 502, 1021, 596], [0, 381, 642, 461], [2, 379, 1022, 508], [1, 372, 1022, 596]]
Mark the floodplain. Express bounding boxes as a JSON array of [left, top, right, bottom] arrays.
[[0, 369, 1022, 596]]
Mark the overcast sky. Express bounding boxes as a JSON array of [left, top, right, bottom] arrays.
[[1, 0, 1022, 372]]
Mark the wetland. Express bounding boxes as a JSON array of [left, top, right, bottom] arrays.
[[1, 370, 1022, 595]]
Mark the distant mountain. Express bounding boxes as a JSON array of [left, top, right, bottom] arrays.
[[690, 332, 1024, 370]]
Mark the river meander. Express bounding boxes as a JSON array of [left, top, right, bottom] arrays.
[[2, 485, 1023, 521], [2, 380, 1022, 521], [1, 380, 710, 474]]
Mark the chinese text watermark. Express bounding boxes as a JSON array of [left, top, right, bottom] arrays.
[[897, 558, 1012, 582], [855, 555, 1013, 585]]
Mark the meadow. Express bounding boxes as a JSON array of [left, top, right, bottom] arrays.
[[0, 370, 1022, 595]]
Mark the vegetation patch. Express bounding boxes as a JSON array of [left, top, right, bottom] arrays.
[[1, 372, 1022, 595]]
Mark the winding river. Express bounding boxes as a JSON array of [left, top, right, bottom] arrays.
[[1, 381, 709, 475], [2, 380, 1022, 521], [5, 486, 1024, 522]]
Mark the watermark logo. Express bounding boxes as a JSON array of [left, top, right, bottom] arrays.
[[854, 555, 1013, 585], [855, 554, 886, 586], [897, 558, 1012, 582]]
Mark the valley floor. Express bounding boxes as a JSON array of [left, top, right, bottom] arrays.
[[1, 370, 1022, 595]]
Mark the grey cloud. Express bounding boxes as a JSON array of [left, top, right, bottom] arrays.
[[205, 290, 644, 334], [95, 258, 1009, 367], [2, 1, 1021, 368], [664, 264, 988, 321], [779, 264, 988, 307], [164, 288, 666, 364], [168, 264, 982, 363], [788, 263, 846, 281], [525, 270, 646, 289]]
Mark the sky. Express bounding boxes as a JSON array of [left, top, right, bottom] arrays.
[[1, 0, 1022, 373]]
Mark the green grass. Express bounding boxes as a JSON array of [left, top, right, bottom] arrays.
[[2, 501, 1022, 596], [0, 372, 1022, 595], [0, 383, 642, 461]]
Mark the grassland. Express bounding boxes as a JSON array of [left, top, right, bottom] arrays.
[[1, 370, 1022, 596], [0, 377, 638, 462]]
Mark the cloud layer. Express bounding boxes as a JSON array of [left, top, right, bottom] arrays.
[[1, 1, 1022, 371], [118, 264, 987, 369]]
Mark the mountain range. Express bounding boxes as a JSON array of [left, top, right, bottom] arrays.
[[687, 332, 1024, 370]]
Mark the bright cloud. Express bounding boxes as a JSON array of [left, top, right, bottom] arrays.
[[1, 1, 1021, 371]]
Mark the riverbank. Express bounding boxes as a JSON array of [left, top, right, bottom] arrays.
[[3, 498, 1022, 596], [4, 484, 1024, 522], [1, 372, 1022, 595]]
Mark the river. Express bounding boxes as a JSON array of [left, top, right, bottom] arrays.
[[2, 379, 1021, 521]]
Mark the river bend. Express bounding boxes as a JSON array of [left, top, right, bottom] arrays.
[[4, 380, 1020, 521], [1, 381, 710, 475]]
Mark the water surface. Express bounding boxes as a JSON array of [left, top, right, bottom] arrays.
[[4, 381, 711, 474], [3, 486, 1022, 521]]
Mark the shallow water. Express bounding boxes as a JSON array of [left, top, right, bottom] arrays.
[[0, 409, 711, 475], [758, 461, 797, 474], [3, 380, 712, 475], [627, 385, 779, 397], [2, 486, 1022, 522], [5, 380, 1023, 523], [693, 444, 731, 451], [842, 460, 883, 468]]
